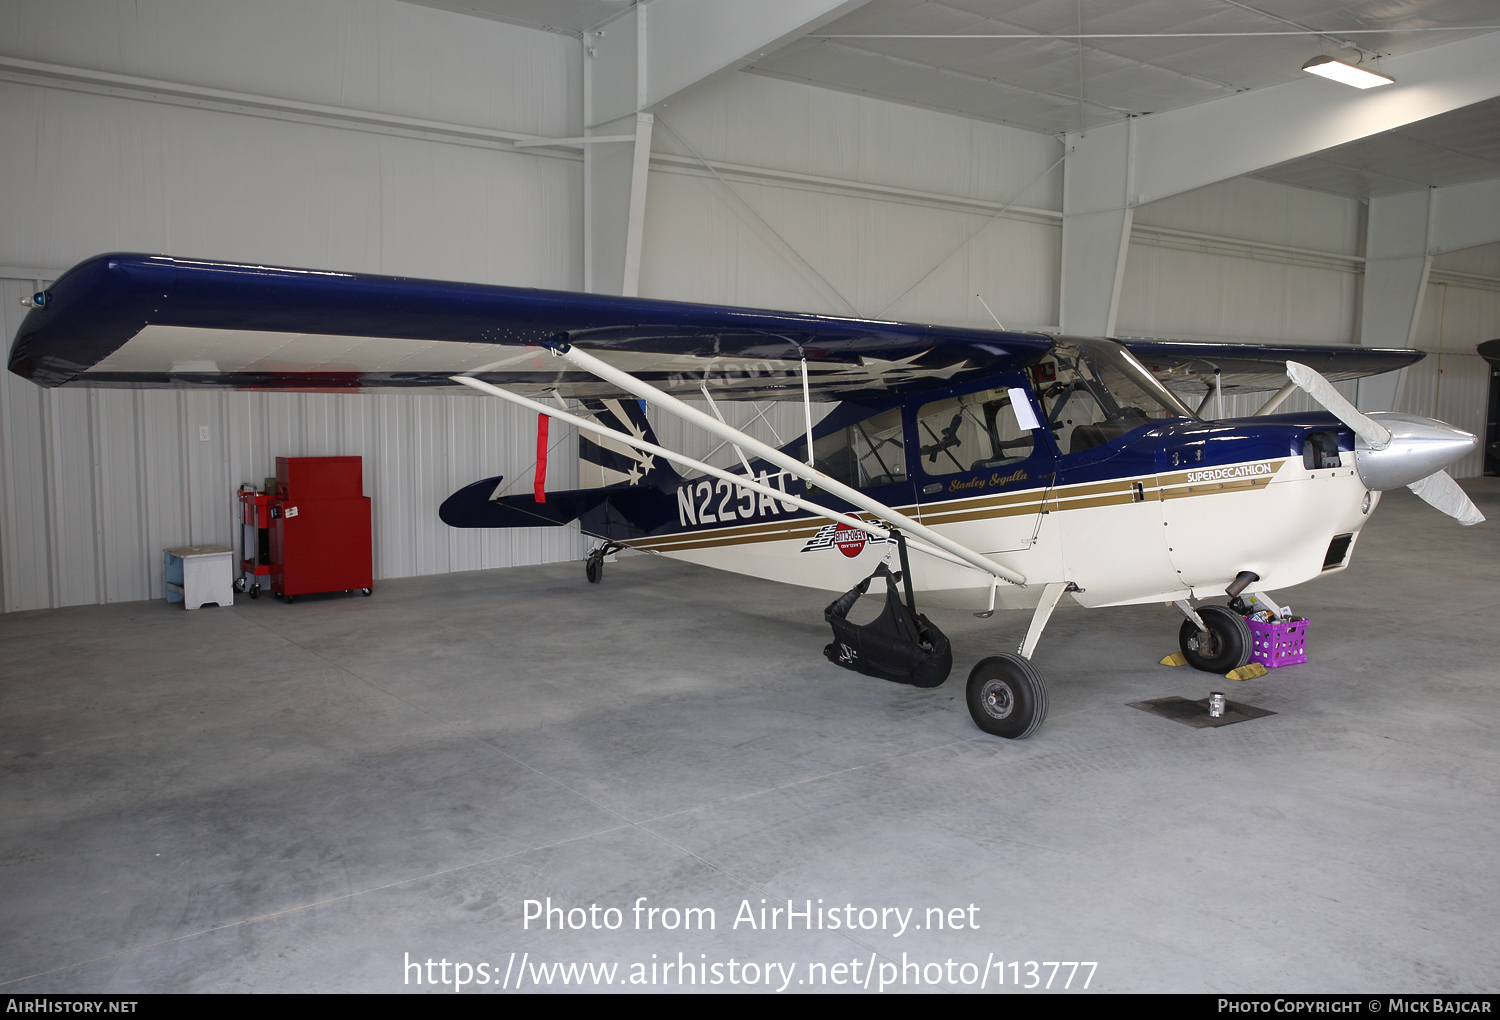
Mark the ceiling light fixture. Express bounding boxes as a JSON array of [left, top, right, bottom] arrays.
[[1301, 55, 1394, 88]]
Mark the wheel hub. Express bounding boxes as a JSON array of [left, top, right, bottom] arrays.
[[1187, 629, 1221, 657], [981, 679, 1015, 720]]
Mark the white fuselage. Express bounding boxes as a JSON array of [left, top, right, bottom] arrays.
[[626, 453, 1374, 613]]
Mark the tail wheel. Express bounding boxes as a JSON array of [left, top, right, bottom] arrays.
[[965, 653, 1048, 739], [1178, 604, 1252, 673]]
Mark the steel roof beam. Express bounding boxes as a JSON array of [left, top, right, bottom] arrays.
[[588, 0, 871, 128], [1127, 31, 1500, 205], [583, 1, 869, 299]]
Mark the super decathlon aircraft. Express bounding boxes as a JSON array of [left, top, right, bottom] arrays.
[[10, 254, 1485, 738]]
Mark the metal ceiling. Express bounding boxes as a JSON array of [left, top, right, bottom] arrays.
[[1251, 94, 1500, 198], [399, 0, 1500, 199], [748, 0, 1500, 135], [398, 0, 633, 36]]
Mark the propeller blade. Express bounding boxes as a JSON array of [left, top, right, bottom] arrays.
[[1285, 361, 1392, 450], [1408, 470, 1485, 526]]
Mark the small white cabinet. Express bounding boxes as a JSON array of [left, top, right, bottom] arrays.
[[163, 546, 234, 610]]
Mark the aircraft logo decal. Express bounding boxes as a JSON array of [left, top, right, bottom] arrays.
[[801, 521, 887, 557], [1185, 462, 1273, 483]]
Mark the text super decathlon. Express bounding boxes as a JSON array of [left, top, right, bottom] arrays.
[[10, 255, 1482, 738]]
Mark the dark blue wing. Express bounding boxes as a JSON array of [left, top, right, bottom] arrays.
[[1121, 338, 1424, 395], [8, 253, 1052, 401]]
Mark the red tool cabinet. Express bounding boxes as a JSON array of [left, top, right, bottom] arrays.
[[267, 456, 373, 603]]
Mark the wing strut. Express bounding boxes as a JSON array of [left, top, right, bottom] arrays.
[[528, 342, 1027, 586], [800, 358, 817, 468], [451, 375, 992, 578]]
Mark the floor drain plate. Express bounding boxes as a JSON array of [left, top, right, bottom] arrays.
[[1128, 696, 1276, 728]]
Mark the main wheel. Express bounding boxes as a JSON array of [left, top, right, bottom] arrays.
[[966, 654, 1048, 739], [1178, 604, 1252, 673], [585, 556, 603, 584]]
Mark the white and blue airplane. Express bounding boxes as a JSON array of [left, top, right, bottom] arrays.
[[10, 254, 1483, 738]]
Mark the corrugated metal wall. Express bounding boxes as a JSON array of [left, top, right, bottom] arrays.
[[3, 1, 1498, 612], [640, 73, 1064, 331], [1122, 181, 1500, 466], [1121, 177, 1363, 347], [0, 0, 590, 612], [0, 276, 585, 613], [1400, 263, 1500, 480]]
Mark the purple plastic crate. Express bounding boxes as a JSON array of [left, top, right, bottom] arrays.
[[1248, 616, 1308, 668]]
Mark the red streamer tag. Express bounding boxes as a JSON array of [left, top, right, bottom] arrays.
[[534, 413, 549, 503]]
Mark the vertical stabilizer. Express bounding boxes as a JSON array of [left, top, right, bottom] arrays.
[[577, 398, 679, 489]]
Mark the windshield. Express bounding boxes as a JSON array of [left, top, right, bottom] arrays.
[[1031, 338, 1195, 455]]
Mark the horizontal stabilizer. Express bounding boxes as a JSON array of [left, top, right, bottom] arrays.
[[439, 475, 681, 538], [439, 476, 610, 529]]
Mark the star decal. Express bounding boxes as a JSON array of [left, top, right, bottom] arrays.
[[804, 350, 970, 388]]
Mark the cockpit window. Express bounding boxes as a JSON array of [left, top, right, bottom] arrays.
[[799, 407, 906, 489], [1031, 339, 1194, 455], [915, 387, 1037, 477]]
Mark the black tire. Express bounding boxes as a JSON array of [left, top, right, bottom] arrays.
[[249, 584, 259, 600], [585, 556, 602, 584], [965, 653, 1048, 739], [1178, 604, 1252, 673], [284, 594, 294, 605], [362, 588, 372, 596]]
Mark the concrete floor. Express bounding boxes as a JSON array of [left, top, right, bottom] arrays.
[[2, 480, 1498, 994]]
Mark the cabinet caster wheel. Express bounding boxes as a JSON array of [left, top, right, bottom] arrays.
[[249, 584, 260, 600], [361, 588, 373, 596]]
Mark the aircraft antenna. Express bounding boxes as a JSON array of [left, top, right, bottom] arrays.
[[976, 294, 1005, 330]]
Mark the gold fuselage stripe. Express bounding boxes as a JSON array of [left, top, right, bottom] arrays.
[[628, 459, 1289, 553]]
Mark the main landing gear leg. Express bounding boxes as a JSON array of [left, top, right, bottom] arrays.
[[966, 581, 1068, 739], [585, 542, 625, 584]]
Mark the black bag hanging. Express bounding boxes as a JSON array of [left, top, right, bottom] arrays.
[[822, 532, 953, 689]]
